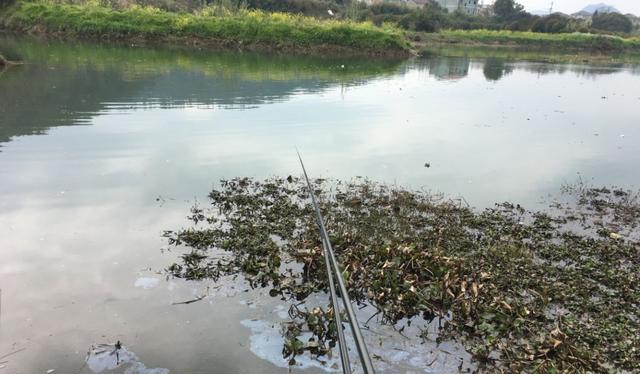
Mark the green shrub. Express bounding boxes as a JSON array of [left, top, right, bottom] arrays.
[[0, 0, 16, 8], [592, 11, 633, 34], [505, 14, 537, 31], [493, 0, 525, 22], [245, 0, 338, 18], [369, 2, 411, 16], [448, 9, 496, 30], [531, 13, 570, 33], [398, 2, 446, 32]]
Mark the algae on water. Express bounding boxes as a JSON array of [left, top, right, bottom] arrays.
[[164, 177, 639, 372]]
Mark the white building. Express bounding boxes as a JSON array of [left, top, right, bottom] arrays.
[[435, 0, 480, 15]]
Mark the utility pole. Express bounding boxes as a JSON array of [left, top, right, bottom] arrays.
[[549, 1, 553, 15]]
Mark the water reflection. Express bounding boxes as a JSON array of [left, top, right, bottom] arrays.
[[1, 34, 639, 208], [3, 35, 640, 147], [0, 35, 403, 144], [423, 56, 471, 81], [413, 55, 636, 82], [1, 34, 640, 374], [483, 57, 514, 81]]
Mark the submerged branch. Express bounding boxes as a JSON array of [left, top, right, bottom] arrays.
[[171, 295, 207, 305]]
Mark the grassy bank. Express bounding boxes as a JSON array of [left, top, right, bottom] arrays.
[[414, 29, 640, 53], [421, 45, 640, 65], [0, 2, 409, 56], [3, 3, 639, 59]]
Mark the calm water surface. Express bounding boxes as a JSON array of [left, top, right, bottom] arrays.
[[1, 35, 639, 373]]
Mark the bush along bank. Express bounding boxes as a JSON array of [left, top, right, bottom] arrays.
[[0, 2, 410, 57]]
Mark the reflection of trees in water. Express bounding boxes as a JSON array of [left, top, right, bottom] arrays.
[[480, 59, 631, 81], [483, 58, 514, 81], [420, 57, 471, 81], [0, 36, 402, 147], [511, 62, 633, 79], [417, 54, 638, 83], [2, 34, 638, 148], [419, 56, 511, 82], [0, 64, 342, 145], [0, 64, 141, 145]]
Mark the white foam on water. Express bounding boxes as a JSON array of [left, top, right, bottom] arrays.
[[241, 300, 475, 373], [86, 344, 169, 374], [134, 277, 161, 289], [124, 362, 171, 374], [240, 319, 340, 372], [272, 304, 289, 319]]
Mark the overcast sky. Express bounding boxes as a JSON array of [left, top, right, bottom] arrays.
[[484, 0, 640, 15]]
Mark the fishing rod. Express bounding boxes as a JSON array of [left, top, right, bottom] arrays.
[[297, 151, 375, 374]]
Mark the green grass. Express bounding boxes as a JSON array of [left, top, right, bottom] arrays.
[[0, 2, 409, 54], [421, 44, 640, 65], [424, 29, 640, 52]]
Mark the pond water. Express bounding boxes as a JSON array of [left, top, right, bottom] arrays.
[[1, 35, 639, 373]]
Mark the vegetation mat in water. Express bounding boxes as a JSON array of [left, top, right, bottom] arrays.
[[163, 177, 639, 372]]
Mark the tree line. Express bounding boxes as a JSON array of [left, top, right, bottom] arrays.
[[354, 0, 636, 35]]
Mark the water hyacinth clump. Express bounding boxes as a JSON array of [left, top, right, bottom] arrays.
[[163, 177, 639, 372]]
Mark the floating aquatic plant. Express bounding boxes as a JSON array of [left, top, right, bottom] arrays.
[[163, 177, 639, 372]]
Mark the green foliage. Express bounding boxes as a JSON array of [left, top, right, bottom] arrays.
[[369, 1, 411, 16], [492, 0, 524, 21], [4, 0, 639, 52], [398, 3, 446, 32], [1, 2, 409, 52], [245, 0, 337, 19], [447, 8, 498, 30], [592, 11, 633, 34], [345, 1, 410, 27], [396, 1, 452, 32], [531, 13, 570, 33], [505, 14, 537, 31]]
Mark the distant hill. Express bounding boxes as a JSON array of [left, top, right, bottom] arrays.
[[571, 10, 592, 18], [580, 3, 620, 15]]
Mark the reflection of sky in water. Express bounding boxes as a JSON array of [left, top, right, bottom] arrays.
[[1, 37, 639, 373], [2, 58, 637, 208]]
